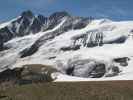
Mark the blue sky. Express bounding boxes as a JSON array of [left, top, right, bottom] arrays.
[[0, 0, 133, 22]]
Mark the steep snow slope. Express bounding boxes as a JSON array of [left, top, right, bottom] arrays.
[[0, 18, 67, 71], [0, 17, 21, 29], [24, 20, 133, 62], [0, 15, 133, 80]]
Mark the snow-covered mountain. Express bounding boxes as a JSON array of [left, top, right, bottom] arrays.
[[0, 10, 133, 81]]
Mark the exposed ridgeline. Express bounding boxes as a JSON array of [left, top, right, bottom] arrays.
[[0, 10, 93, 51]]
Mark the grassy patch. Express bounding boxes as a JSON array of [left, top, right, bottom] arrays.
[[0, 81, 133, 100]]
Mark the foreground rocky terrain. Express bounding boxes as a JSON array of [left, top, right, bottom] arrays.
[[0, 10, 133, 81], [0, 64, 58, 86]]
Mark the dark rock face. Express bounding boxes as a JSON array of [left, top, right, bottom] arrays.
[[0, 28, 12, 51], [113, 57, 130, 62], [0, 35, 3, 50], [20, 43, 39, 58], [0, 10, 46, 47], [0, 27, 13, 43], [0, 11, 33, 46], [89, 63, 106, 78], [65, 59, 106, 78], [18, 64, 58, 85], [105, 66, 120, 77], [30, 15, 48, 33], [60, 45, 80, 51], [66, 67, 75, 75], [0, 64, 58, 85], [0, 68, 22, 83], [113, 57, 130, 67]]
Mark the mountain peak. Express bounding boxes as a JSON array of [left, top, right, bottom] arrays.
[[49, 11, 70, 19], [21, 10, 34, 19]]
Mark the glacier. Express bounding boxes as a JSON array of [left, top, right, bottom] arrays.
[[0, 11, 133, 81]]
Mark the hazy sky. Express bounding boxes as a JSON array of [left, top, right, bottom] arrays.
[[0, 0, 133, 22]]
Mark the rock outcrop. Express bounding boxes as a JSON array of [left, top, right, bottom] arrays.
[[0, 64, 58, 85], [55, 58, 122, 78], [59, 59, 120, 78], [113, 57, 130, 67]]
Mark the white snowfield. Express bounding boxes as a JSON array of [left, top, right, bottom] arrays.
[[53, 38, 133, 82], [1, 18, 133, 81]]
